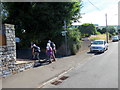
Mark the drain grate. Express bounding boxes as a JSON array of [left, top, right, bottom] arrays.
[[51, 80, 62, 85], [59, 76, 69, 80], [51, 76, 69, 86]]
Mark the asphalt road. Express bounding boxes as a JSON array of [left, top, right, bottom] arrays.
[[43, 41, 118, 88]]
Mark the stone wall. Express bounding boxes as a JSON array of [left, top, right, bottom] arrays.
[[0, 24, 16, 77], [0, 24, 16, 60], [56, 40, 91, 56], [0, 24, 34, 77], [56, 43, 71, 56]]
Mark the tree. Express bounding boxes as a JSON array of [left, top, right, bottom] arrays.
[[78, 23, 97, 37], [96, 28, 106, 34], [101, 28, 107, 34], [107, 26, 116, 35], [2, 2, 82, 48], [1, 3, 7, 22]]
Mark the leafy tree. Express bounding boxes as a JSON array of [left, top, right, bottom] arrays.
[[99, 26, 116, 38], [99, 26, 116, 35], [1, 3, 7, 22], [101, 28, 106, 34], [97, 28, 106, 34], [97, 28, 101, 33], [78, 23, 97, 37], [107, 26, 116, 35], [2, 2, 81, 48], [97, 28, 105, 34]]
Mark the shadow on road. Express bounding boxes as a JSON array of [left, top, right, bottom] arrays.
[[87, 51, 103, 55], [33, 59, 51, 68]]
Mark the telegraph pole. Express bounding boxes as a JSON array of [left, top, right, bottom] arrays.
[[62, 20, 68, 56], [105, 13, 109, 43], [64, 20, 67, 56]]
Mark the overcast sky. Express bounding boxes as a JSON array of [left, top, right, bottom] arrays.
[[73, 0, 119, 26]]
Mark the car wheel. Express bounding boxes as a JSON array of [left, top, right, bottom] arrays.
[[90, 50, 93, 53], [106, 47, 108, 50]]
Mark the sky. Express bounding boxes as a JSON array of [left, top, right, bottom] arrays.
[[72, 0, 119, 26]]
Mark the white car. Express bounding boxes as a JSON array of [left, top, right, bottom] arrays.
[[90, 40, 108, 53], [112, 36, 119, 42]]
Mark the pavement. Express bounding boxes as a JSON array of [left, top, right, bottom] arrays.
[[2, 49, 93, 88]]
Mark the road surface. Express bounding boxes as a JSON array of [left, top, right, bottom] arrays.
[[43, 42, 118, 88]]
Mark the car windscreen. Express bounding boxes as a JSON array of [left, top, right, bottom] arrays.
[[113, 37, 118, 39], [92, 41, 104, 45]]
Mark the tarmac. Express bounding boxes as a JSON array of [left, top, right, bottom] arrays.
[[2, 49, 93, 88]]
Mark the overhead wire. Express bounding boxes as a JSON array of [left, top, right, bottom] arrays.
[[86, 0, 104, 25], [87, 0, 119, 25], [87, 0, 101, 12]]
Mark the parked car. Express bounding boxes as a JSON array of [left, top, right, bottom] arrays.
[[112, 36, 119, 42], [90, 40, 108, 53], [118, 35, 120, 40]]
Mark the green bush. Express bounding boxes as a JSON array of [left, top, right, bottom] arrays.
[[71, 44, 77, 55], [89, 37, 101, 41], [67, 28, 81, 55], [96, 32, 101, 35]]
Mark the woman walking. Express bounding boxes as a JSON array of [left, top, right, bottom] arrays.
[[46, 43, 56, 63]]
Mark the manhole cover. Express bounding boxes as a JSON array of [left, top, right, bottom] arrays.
[[51, 80, 62, 85], [59, 76, 69, 80]]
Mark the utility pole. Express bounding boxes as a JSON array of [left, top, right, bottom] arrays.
[[64, 20, 67, 56], [105, 13, 109, 43], [61, 20, 68, 56]]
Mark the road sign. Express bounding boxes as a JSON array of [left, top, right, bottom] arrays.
[[61, 31, 67, 33], [61, 31, 67, 36]]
